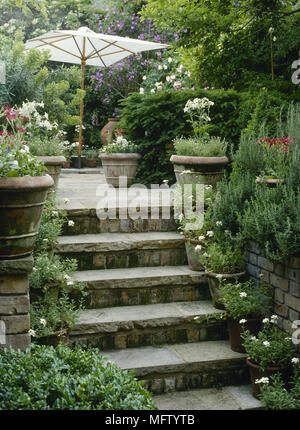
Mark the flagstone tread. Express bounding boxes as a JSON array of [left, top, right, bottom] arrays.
[[55, 232, 184, 253], [72, 265, 206, 289], [103, 340, 247, 377], [70, 301, 223, 335], [153, 385, 263, 410]]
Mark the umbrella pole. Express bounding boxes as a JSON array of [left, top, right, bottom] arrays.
[[78, 58, 86, 169]]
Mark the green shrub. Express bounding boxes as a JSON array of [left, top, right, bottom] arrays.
[[118, 88, 242, 184], [0, 344, 156, 410], [200, 241, 245, 274], [240, 186, 300, 262]]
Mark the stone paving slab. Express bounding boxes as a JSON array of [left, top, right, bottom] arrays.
[[55, 232, 184, 253], [56, 172, 175, 211], [72, 265, 206, 289], [70, 301, 223, 335], [103, 340, 246, 377], [153, 385, 263, 410]]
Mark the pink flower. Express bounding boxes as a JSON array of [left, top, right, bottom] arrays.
[[173, 81, 182, 90]]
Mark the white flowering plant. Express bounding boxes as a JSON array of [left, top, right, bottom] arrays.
[[199, 241, 244, 274], [241, 319, 296, 371], [258, 362, 300, 409], [219, 280, 273, 320], [0, 105, 45, 177], [183, 97, 214, 138], [99, 130, 139, 154]]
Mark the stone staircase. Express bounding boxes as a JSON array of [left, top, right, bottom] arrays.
[[55, 171, 260, 409]]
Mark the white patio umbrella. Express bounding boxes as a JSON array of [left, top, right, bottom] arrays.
[[25, 27, 168, 167]]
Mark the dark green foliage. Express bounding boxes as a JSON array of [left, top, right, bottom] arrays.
[[118, 89, 242, 184], [0, 344, 156, 410]]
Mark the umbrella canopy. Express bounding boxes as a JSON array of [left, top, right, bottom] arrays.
[[25, 27, 168, 166]]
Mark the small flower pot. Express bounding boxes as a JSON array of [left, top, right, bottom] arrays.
[[246, 357, 292, 399], [100, 153, 141, 188], [227, 315, 263, 353], [36, 329, 69, 347], [170, 155, 229, 188], [62, 160, 71, 169], [70, 155, 86, 168], [256, 177, 286, 188], [85, 157, 98, 168], [184, 238, 205, 271], [206, 271, 246, 310]]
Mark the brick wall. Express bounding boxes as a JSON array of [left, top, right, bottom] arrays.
[[245, 241, 300, 335]]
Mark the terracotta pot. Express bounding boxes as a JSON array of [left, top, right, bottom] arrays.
[[246, 357, 292, 399], [100, 118, 119, 146], [170, 154, 229, 188], [184, 238, 205, 271], [227, 315, 263, 353], [36, 328, 69, 347], [0, 175, 54, 259], [100, 153, 141, 187], [206, 271, 246, 310], [37, 156, 66, 190], [62, 160, 71, 169], [85, 157, 98, 168]]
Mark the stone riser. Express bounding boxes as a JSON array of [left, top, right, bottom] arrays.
[[59, 248, 187, 271], [83, 284, 211, 309], [63, 215, 178, 236], [142, 366, 249, 394], [69, 321, 228, 351]]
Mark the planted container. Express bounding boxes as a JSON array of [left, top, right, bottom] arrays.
[[184, 238, 205, 271], [227, 316, 263, 353], [0, 175, 54, 260], [100, 153, 141, 188], [206, 271, 246, 310], [170, 155, 229, 188], [37, 156, 66, 190]]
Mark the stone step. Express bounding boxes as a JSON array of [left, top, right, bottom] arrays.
[[103, 340, 249, 394], [72, 265, 210, 308], [55, 232, 187, 270], [153, 385, 263, 410], [69, 301, 227, 350]]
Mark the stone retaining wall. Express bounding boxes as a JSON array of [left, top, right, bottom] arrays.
[[245, 242, 300, 336]]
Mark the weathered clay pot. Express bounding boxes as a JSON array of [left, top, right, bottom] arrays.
[[170, 155, 229, 188], [0, 175, 54, 259], [227, 315, 263, 353], [86, 157, 99, 168], [70, 155, 86, 168], [255, 177, 286, 188], [184, 238, 205, 271], [246, 358, 292, 399], [37, 156, 66, 190], [100, 153, 141, 187], [100, 118, 119, 146], [206, 271, 246, 310]]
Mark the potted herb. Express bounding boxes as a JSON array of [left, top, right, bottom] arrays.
[[258, 359, 300, 409], [170, 97, 229, 188], [255, 136, 294, 186], [19, 101, 67, 189], [199, 240, 246, 309], [219, 280, 273, 352], [176, 184, 215, 271], [0, 105, 54, 259], [241, 318, 295, 398], [30, 292, 83, 346], [99, 131, 141, 187], [83, 148, 100, 168]]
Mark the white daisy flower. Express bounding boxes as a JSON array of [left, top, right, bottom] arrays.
[[68, 220, 75, 227], [40, 318, 47, 327]]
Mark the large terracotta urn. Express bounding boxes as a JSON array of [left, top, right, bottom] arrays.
[[100, 118, 119, 146]]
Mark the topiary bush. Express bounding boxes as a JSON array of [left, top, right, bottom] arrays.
[[0, 344, 157, 410], [118, 88, 242, 184]]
